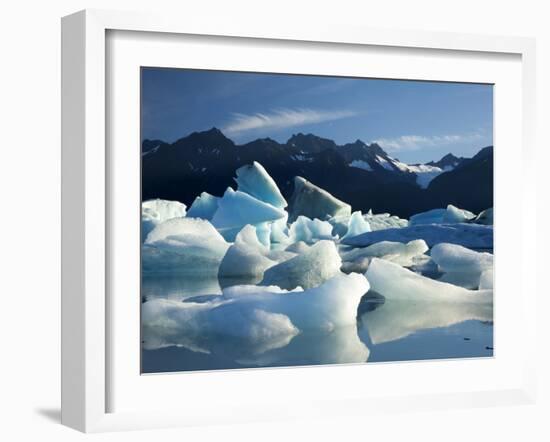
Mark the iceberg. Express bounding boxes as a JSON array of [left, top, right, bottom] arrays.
[[142, 272, 370, 356], [261, 240, 343, 290], [342, 239, 429, 270], [142, 298, 299, 355], [409, 205, 475, 226], [270, 214, 291, 244], [342, 223, 493, 248], [479, 268, 494, 290], [366, 212, 408, 231], [211, 187, 287, 242], [288, 215, 336, 244], [472, 208, 493, 225], [443, 204, 476, 223], [186, 192, 219, 220], [408, 208, 446, 226], [330, 211, 407, 237], [430, 243, 493, 289], [235, 162, 287, 209], [288, 176, 351, 222], [366, 258, 493, 304], [218, 225, 278, 280], [141, 199, 187, 240], [284, 240, 311, 254], [341, 211, 371, 240], [142, 217, 230, 274], [431, 243, 493, 274]]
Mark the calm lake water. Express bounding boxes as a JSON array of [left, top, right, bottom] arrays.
[[141, 271, 494, 373]]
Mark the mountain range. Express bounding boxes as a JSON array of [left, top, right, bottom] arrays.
[[142, 128, 493, 218]]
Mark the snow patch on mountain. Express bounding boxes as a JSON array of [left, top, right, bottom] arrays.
[[348, 159, 373, 171]]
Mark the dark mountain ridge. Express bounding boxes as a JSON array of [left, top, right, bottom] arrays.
[[142, 128, 493, 218]]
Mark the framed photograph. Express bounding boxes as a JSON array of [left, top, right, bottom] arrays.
[[61, 9, 537, 432]]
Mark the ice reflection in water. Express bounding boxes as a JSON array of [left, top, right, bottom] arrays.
[[141, 274, 493, 373]]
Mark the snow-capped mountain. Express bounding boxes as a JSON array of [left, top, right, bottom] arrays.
[[142, 128, 492, 217]]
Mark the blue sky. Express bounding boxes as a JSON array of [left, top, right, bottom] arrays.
[[141, 68, 493, 164]]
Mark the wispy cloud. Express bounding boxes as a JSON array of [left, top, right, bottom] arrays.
[[373, 132, 484, 152], [222, 108, 357, 136]]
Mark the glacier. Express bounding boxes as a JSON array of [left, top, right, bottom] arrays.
[[288, 176, 351, 222]]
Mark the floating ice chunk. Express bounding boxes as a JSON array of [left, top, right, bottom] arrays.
[[328, 214, 352, 238], [341, 211, 371, 240], [235, 162, 287, 209], [141, 199, 187, 240], [437, 272, 484, 290], [142, 272, 370, 356], [259, 272, 370, 329], [143, 218, 229, 273], [187, 192, 219, 220], [142, 198, 187, 221], [284, 240, 311, 254], [366, 258, 493, 303], [330, 211, 407, 236], [265, 249, 297, 263], [340, 257, 372, 274], [443, 204, 476, 223], [479, 268, 494, 290], [472, 208, 493, 225], [342, 239, 429, 269], [360, 299, 493, 345], [342, 223, 493, 248], [288, 216, 336, 244], [431, 243, 493, 274], [218, 225, 277, 280], [261, 240, 343, 290], [211, 188, 287, 242], [409, 205, 475, 225], [142, 298, 299, 355], [270, 214, 290, 244], [409, 208, 446, 226], [288, 176, 351, 222], [366, 213, 408, 231]]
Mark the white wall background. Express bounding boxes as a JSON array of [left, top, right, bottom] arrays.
[[0, 1, 547, 440]]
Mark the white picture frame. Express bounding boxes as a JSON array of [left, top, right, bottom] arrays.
[[61, 9, 538, 433]]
